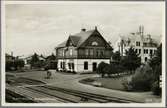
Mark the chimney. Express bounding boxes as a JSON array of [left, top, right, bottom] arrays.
[[81, 28, 86, 32], [95, 26, 97, 30], [11, 52, 13, 57]]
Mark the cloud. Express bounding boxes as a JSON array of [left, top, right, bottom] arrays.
[[5, 2, 164, 56]]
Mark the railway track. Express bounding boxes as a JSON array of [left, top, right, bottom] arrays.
[[42, 85, 140, 103], [6, 76, 140, 103], [7, 87, 74, 103], [21, 85, 140, 103]]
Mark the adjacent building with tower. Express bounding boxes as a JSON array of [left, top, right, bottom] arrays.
[[115, 26, 158, 63], [55, 27, 113, 73]]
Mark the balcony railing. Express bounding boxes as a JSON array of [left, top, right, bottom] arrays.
[[57, 55, 111, 59]]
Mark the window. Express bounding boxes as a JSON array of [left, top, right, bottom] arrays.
[[136, 41, 140, 46], [143, 43, 147, 47], [60, 62, 62, 68], [135, 49, 138, 53], [62, 50, 65, 56], [90, 49, 93, 56], [96, 51, 99, 56], [69, 42, 73, 46], [68, 63, 71, 69], [71, 63, 74, 70], [92, 41, 98, 46], [146, 49, 148, 54], [62, 62, 65, 69], [85, 49, 89, 56], [139, 49, 141, 54], [68, 63, 74, 70], [150, 49, 153, 55], [145, 57, 148, 62], [84, 62, 88, 70], [70, 49, 73, 56], [144, 49, 148, 54], [101, 50, 104, 56]]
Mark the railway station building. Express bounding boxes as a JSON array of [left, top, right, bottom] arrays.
[[55, 27, 113, 73]]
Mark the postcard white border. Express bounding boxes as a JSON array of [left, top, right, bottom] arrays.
[[1, 1, 166, 107]]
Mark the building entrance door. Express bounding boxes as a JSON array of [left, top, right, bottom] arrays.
[[92, 62, 97, 72]]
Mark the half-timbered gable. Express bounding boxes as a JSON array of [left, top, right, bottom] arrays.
[[79, 29, 111, 48]]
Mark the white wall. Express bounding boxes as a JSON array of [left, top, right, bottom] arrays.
[[75, 59, 110, 73], [57, 59, 110, 73]]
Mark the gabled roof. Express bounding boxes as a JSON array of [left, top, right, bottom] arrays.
[[69, 36, 80, 46], [56, 40, 67, 48], [70, 30, 95, 47], [56, 29, 95, 48], [55, 28, 112, 49]]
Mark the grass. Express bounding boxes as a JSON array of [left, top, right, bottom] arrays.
[[79, 75, 132, 91]]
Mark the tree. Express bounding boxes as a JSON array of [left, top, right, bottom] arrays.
[[46, 53, 56, 61], [112, 51, 121, 62], [149, 43, 162, 95], [149, 44, 162, 81], [45, 53, 57, 70], [14, 59, 25, 70], [6, 61, 14, 71], [30, 53, 40, 68], [121, 47, 141, 73], [97, 62, 108, 78], [149, 43, 162, 70], [103, 63, 113, 77], [124, 44, 162, 94]]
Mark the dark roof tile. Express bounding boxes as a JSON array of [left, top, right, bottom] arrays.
[[56, 29, 95, 48]]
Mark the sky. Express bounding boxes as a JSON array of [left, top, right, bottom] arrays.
[[5, 1, 165, 57]]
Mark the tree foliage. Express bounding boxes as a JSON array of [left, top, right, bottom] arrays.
[[97, 62, 108, 77], [123, 44, 162, 95], [30, 53, 45, 68], [149, 43, 162, 70], [149, 43, 162, 95], [6, 59, 25, 71], [97, 61, 125, 78], [121, 47, 141, 73], [46, 53, 56, 61], [130, 64, 154, 91], [30, 53, 39, 65], [112, 51, 121, 62]]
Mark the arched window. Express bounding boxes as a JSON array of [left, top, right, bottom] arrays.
[[92, 41, 98, 46]]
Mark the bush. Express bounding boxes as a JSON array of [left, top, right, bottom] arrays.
[[6, 61, 14, 71], [97, 62, 109, 77], [122, 79, 133, 91], [83, 78, 95, 82], [151, 81, 161, 96], [124, 64, 154, 91]]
